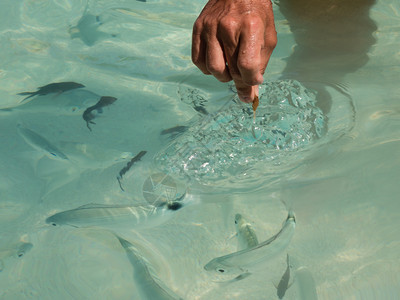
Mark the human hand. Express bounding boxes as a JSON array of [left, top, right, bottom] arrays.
[[192, 0, 277, 103]]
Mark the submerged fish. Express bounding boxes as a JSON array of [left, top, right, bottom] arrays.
[[204, 211, 296, 274], [294, 266, 318, 300], [0, 242, 33, 270], [117, 150, 147, 191], [276, 254, 292, 299], [0, 242, 33, 260], [46, 201, 183, 230], [17, 82, 85, 102], [160, 126, 188, 138], [17, 124, 68, 160], [1, 89, 99, 116], [115, 235, 182, 300], [82, 96, 117, 131], [235, 213, 259, 250]]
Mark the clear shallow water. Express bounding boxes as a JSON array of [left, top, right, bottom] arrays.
[[0, 0, 399, 299]]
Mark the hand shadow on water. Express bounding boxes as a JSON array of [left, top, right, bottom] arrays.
[[277, 0, 377, 115]]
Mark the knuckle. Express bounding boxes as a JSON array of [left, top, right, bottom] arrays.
[[207, 62, 225, 75], [237, 57, 258, 72], [219, 16, 239, 31], [242, 16, 263, 31]]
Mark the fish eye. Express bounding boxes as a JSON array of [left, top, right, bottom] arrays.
[[218, 269, 225, 273], [50, 152, 57, 157], [51, 223, 57, 226], [234, 220, 237, 224]]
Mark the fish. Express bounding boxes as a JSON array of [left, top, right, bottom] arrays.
[[17, 82, 85, 102], [160, 126, 188, 138], [294, 267, 318, 300], [204, 211, 296, 274], [117, 150, 147, 191], [68, 2, 117, 46], [17, 124, 68, 160], [0, 242, 33, 270], [0, 242, 33, 259], [46, 201, 183, 230], [234, 213, 259, 250], [82, 96, 118, 131], [276, 254, 292, 299], [115, 235, 182, 300], [1, 89, 99, 116]]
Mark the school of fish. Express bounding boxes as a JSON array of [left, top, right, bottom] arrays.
[[9, 78, 312, 299]]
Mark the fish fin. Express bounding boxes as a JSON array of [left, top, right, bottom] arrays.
[[76, 203, 116, 209], [117, 177, 125, 191], [17, 92, 36, 102]]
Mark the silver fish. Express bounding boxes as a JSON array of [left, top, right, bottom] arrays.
[[17, 124, 68, 160], [295, 267, 318, 300], [235, 213, 259, 250], [0, 242, 33, 270], [204, 211, 296, 274], [116, 235, 182, 300], [46, 201, 183, 230], [0, 242, 33, 259], [276, 254, 291, 299]]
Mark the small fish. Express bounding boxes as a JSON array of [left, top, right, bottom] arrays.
[[235, 213, 259, 250], [46, 201, 183, 230], [193, 105, 208, 115], [82, 96, 117, 131], [276, 254, 292, 299], [160, 126, 188, 138], [117, 150, 147, 191], [17, 124, 68, 160], [18, 82, 85, 102], [68, 2, 117, 46], [0, 242, 33, 270], [115, 235, 182, 300], [0, 242, 33, 260], [204, 211, 296, 274], [294, 267, 318, 300]]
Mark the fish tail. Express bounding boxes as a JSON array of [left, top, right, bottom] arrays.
[[86, 122, 92, 131], [17, 92, 36, 102], [117, 176, 125, 191]]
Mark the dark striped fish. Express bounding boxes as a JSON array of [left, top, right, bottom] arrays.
[[18, 82, 85, 102], [117, 150, 147, 191], [82, 96, 117, 131]]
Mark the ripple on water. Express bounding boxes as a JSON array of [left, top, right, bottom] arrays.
[[20, 0, 86, 30], [153, 79, 355, 189]]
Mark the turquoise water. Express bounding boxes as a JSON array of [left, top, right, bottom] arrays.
[[0, 0, 399, 299]]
